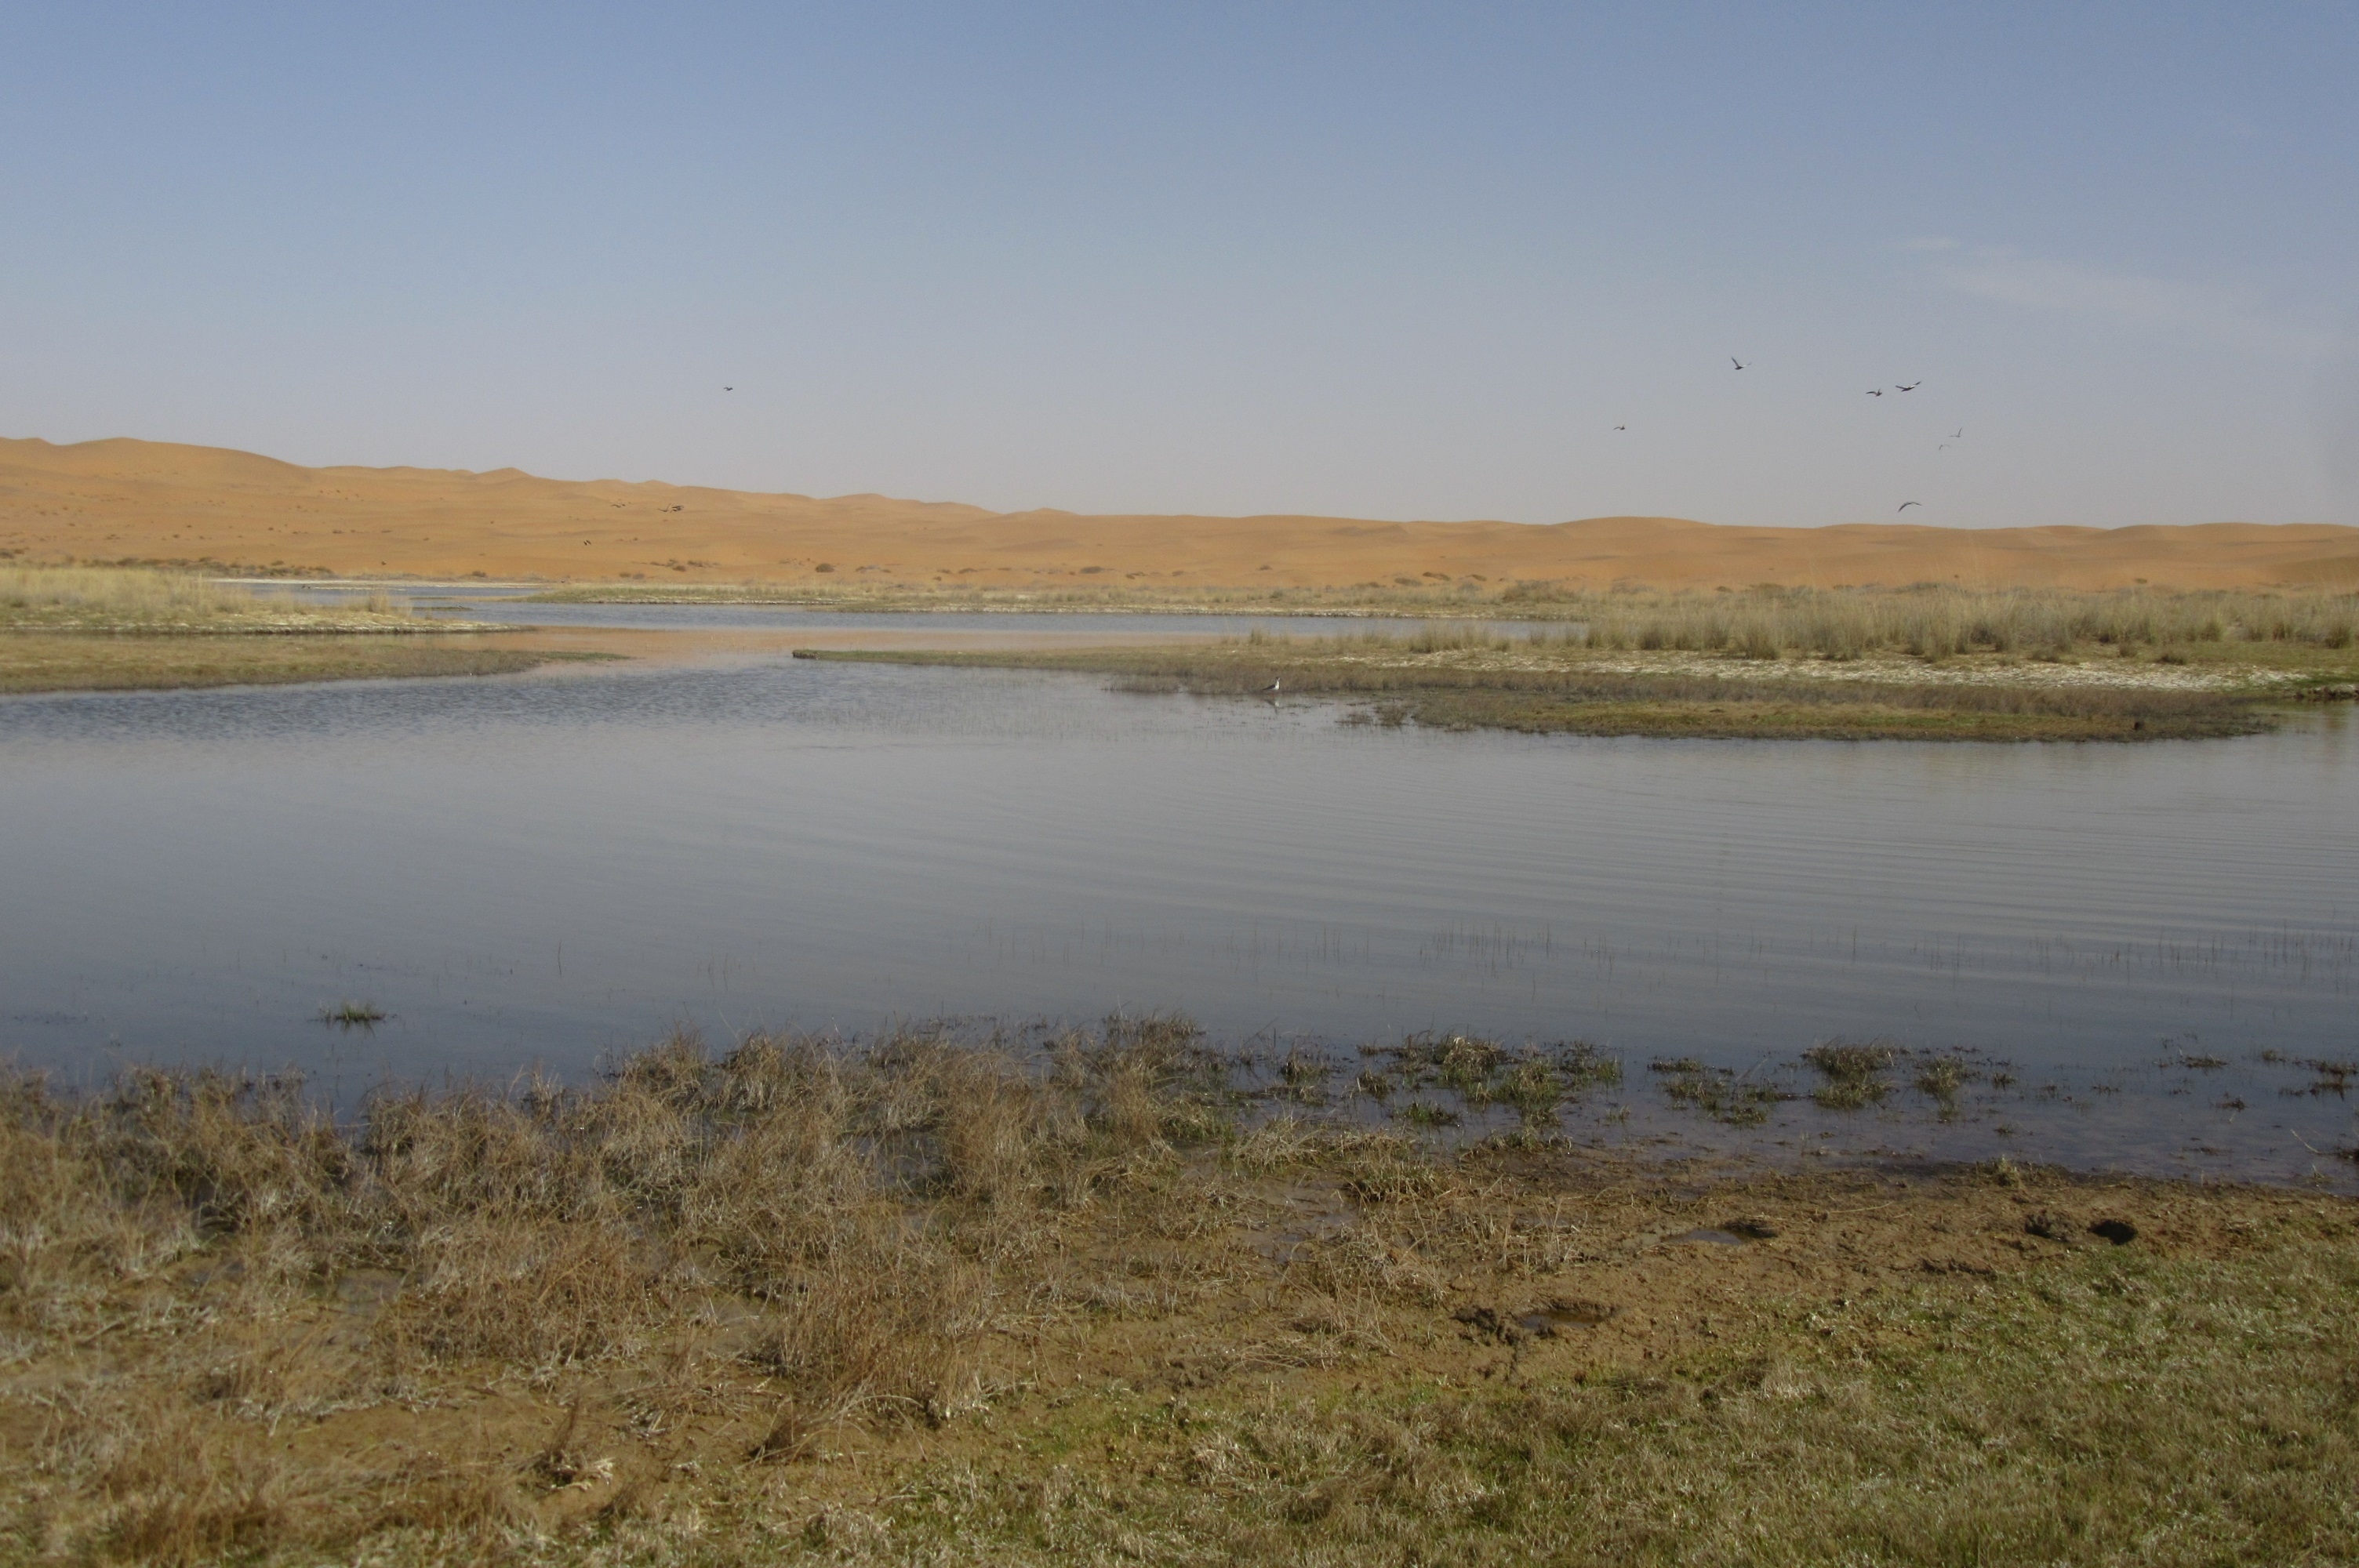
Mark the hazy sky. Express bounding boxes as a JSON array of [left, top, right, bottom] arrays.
[[5, 3, 2354, 528]]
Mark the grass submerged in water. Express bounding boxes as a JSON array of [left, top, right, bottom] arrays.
[[3, 1019, 2354, 1564], [1803, 1039, 1904, 1109]]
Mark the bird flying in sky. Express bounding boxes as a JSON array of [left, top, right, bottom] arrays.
[[1896, 381, 1921, 392], [1866, 387, 1884, 396], [1731, 358, 1747, 370], [1897, 501, 1922, 511]]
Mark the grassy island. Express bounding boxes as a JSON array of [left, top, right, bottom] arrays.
[[797, 586, 2359, 742]]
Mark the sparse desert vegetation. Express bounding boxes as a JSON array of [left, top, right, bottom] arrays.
[[2, 1020, 2354, 1564]]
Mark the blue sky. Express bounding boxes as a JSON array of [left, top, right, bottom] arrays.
[[4, 2, 2354, 527]]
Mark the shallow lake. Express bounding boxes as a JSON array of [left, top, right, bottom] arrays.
[[5, 626, 2354, 1185]]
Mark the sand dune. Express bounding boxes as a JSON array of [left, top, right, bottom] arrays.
[[5, 434, 2354, 591]]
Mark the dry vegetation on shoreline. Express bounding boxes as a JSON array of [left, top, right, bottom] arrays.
[[0, 566, 427, 633], [1572, 583, 2358, 657], [0, 567, 572, 695], [14, 574, 2357, 718], [792, 584, 2359, 745], [794, 586, 2359, 742], [2, 1022, 2355, 1565]]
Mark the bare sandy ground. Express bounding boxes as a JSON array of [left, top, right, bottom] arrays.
[[6, 434, 2355, 591]]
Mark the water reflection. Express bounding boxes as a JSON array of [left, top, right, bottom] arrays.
[[2, 637, 2353, 1185]]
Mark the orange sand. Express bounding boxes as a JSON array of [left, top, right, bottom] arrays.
[[5, 435, 2354, 592]]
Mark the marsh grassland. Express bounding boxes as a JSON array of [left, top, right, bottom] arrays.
[[0, 568, 557, 692], [802, 586, 2359, 742], [3, 1021, 2354, 1566], [533, 577, 2359, 641]]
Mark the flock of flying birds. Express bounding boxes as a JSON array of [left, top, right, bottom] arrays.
[[722, 361, 1957, 519], [1611, 358, 1961, 514]]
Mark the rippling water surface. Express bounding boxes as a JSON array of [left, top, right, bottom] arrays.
[[4, 629, 2354, 1184]]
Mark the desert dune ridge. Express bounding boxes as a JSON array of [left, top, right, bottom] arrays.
[[4, 434, 2354, 593]]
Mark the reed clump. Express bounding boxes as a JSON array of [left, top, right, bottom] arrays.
[[1224, 584, 2359, 659], [1573, 584, 2359, 659], [0, 565, 413, 631], [2, 564, 256, 622]]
